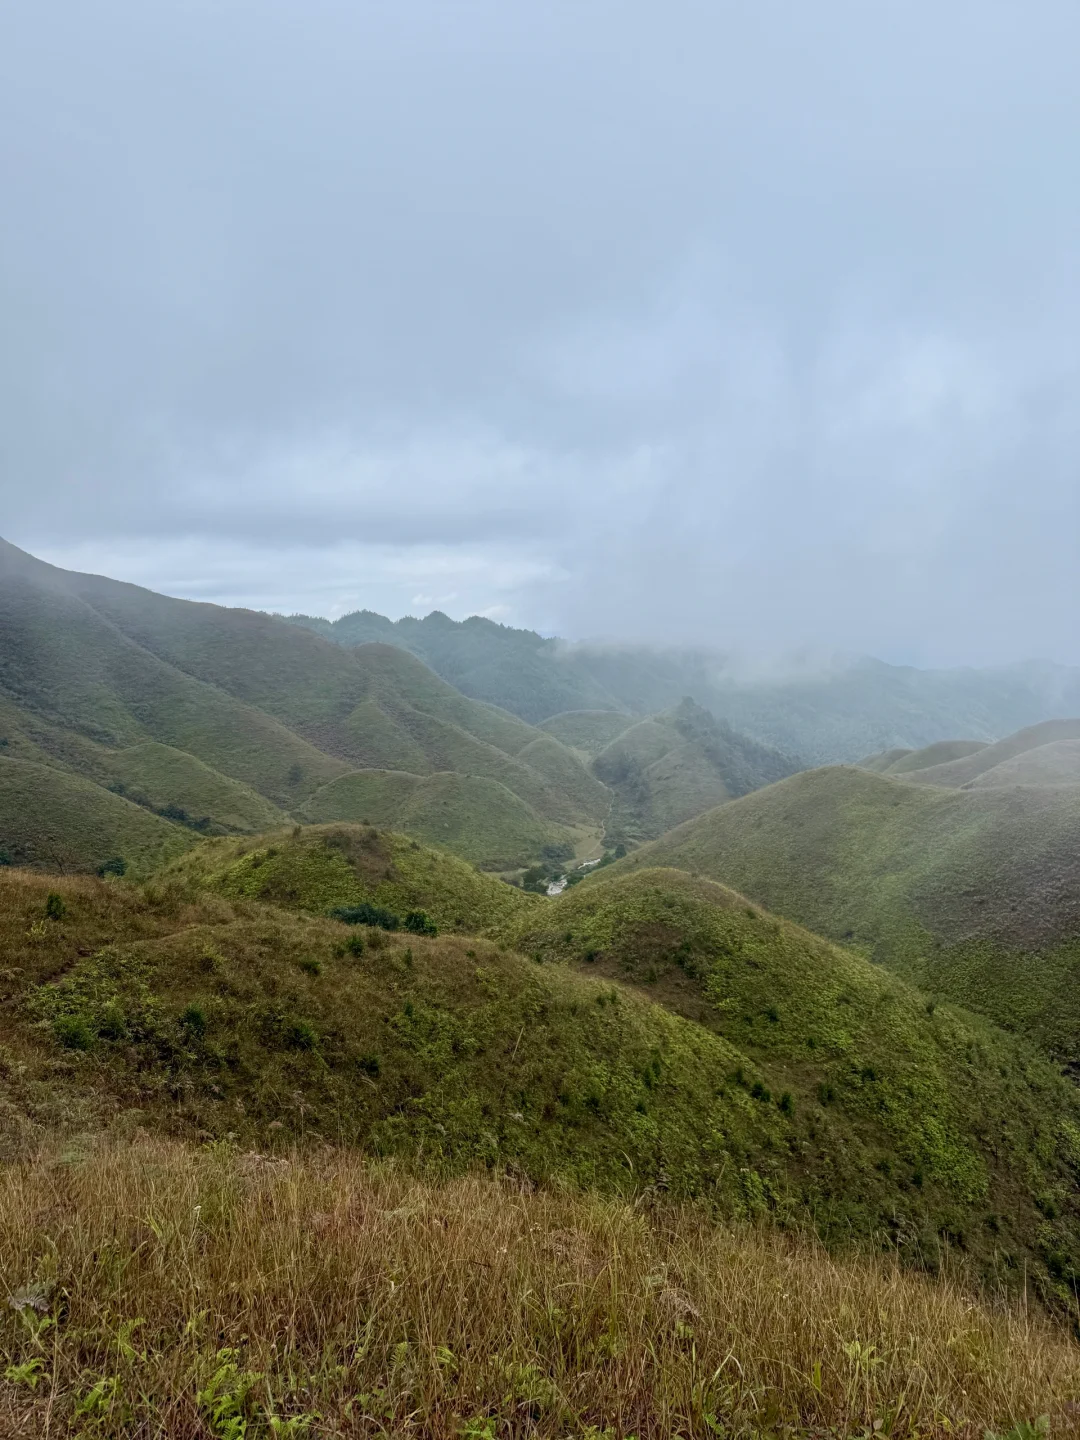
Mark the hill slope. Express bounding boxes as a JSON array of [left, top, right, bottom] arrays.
[[0, 755, 196, 875], [299, 770, 573, 868], [287, 606, 1080, 763], [0, 539, 608, 868], [5, 857, 1080, 1306], [160, 822, 539, 935], [899, 719, 1080, 787], [592, 698, 798, 845], [613, 764, 1080, 1064]]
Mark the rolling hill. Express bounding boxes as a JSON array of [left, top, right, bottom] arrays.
[[299, 769, 572, 868], [0, 538, 609, 871], [5, 849, 1080, 1310], [611, 755, 1080, 1064], [161, 822, 538, 934], [0, 754, 196, 876], [288, 606, 1080, 763], [894, 719, 1080, 788], [591, 697, 798, 845]]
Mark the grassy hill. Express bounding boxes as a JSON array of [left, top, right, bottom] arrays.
[[288, 605, 1080, 764], [898, 719, 1080, 788], [592, 698, 799, 845], [538, 708, 635, 757], [95, 742, 289, 832], [0, 539, 609, 870], [300, 769, 574, 869], [160, 822, 538, 934], [503, 864, 1080, 1290], [0, 755, 195, 875], [968, 738, 1080, 788], [874, 739, 990, 774], [4, 856, 1080, 1314], [612, 762, 1080, 1064]]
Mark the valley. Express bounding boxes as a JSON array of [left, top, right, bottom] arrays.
[[3, 539, 1080, 1434]]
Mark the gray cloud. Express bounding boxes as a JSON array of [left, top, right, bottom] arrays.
[[2, 1, 1079, 662]]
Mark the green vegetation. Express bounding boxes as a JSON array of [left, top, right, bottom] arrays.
[[897, 720, 1080, 788], [0, 754, 194, 876], [614, 761, 1080, 1065], [1, 858, 1079, 1309], [160, 823, 538, 934], [287, 597, 1080, 763], [0, 539, 612, 871], [505, 865, 1080, 1294], [96, 742, 287, 832], [300, 768, 575, 868], [593, 697, 797, 845], [868, 739, 990, 774], [538, 708, 636, 756]]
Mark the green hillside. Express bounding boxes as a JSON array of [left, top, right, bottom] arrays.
[[613, 763, 1080, 1063], [901, 719, 1080, 787], [161, 822, 538, 934], [502, 864, 1080, 1292], [0, 755, 195, 875], [95, 742, 288, 832], [288, 602, 1080, 763], [0, 539, 609, 868], [592, 698, 798, 845], [300, 769, 574, 868], [968, 739, 1080, 788], [6, 859, 1080, 1307], [884, 739, 990, 774], [538, 709, 635, 757]]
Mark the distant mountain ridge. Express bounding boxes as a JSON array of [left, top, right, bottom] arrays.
[[0, 540, 792, 873], [286, 608, 1080, 763], [0, 539, 607, 871]]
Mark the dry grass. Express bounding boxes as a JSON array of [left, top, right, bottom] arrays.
[[0, 1139, 1077, 1438]]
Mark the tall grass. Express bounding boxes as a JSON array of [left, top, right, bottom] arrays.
[[0, 1138, 1076, 1437]]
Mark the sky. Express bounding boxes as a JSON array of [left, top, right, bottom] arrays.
[[2, 0, 1079, 665]]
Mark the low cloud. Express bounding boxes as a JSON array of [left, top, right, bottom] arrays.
[[3, 1, 1080, 663]]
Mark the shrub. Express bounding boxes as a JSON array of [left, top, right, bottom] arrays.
[[44, 893, 66, 921], [298, 956, 322, 976], [54, 1014, 94, 1050], [284, 1019, 318, 1050], [180, 1004, 208, 1039], [344, 934, 365, 957], [778, 1091, 794, 1115], [329, 903, 400, 931], [97, 856, 127, 878], [404, 910, 437, 937], [0, 848, 11, 867], [98, 1004, 128, 1042]]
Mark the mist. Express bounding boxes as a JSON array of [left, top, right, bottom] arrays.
[[2, 1, 1079, 664]]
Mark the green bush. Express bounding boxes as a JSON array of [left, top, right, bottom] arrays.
[[97, 856, 128, 878], [45, 892, 66, 921], [403, 910, 437, 936], [284, 1019, 318, 1050], [180, 1004, 208, 1039], [54, 1014, 94, 1050], [329, 902, 400, 931]]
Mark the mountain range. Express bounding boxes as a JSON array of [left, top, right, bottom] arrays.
[[5, 534, 1080, 1427], [288, 605, 1080, 763]]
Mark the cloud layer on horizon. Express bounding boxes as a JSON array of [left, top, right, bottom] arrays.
[[2, 1, 1079, 664]]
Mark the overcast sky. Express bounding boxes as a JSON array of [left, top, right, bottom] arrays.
[[2, 1, 1079, 664]]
